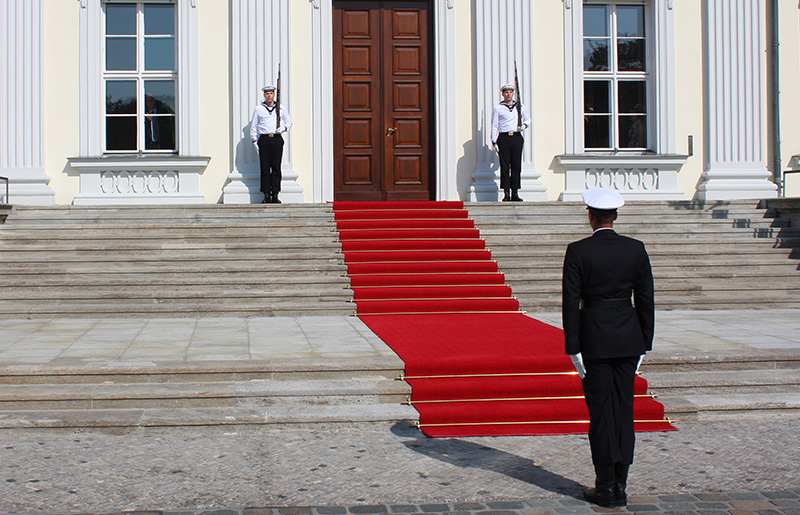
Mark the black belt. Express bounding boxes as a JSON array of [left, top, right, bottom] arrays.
[[500, 131, 520, 136], [582, 298, 632, 309]]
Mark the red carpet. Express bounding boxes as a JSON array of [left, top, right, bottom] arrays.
[[333, 201, 676, 437]]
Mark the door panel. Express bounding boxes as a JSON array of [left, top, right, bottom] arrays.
[[333, 1, 432, 201]]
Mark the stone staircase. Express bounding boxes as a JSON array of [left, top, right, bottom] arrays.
[[0, 358, 416, 432], [0, 205, 354, 319], [0, 200, 798, 430], [643, 352, 800, 423], [469, 200, 800, 312]]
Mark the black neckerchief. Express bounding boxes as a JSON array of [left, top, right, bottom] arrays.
[[500, 101, 517, 112], [262, 102, 277, 114]]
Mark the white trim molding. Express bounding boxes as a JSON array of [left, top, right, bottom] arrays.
[[471, 0, 546, 202], [696, 0, 777, 200], [223, 0, 301, 204], [557, 153, 687, 200], [562, 0, 680, 200], [312, 0, 458, 202], [70, 155, 210, 204], [0, 0, 55, 205]]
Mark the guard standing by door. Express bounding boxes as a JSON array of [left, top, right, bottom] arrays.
[[250, 85, 292, 204], [491, 84, 531, 202], [561, 187, 655, 508]]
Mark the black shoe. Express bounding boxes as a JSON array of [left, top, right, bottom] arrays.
[[261, 195, 270, 204], [510, 190, 523, 202], [614, 464, 629, 506], [271, 194, 281, 204], [502, 189, 511, 202], [584, 464, 616, 508]]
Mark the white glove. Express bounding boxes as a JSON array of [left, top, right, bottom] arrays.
[[276, 126, 287, 134], [252, 141, 259, 154], [569, 353, 586, 379], [635, 355, 644, 375], [517, 124, 527, 131]]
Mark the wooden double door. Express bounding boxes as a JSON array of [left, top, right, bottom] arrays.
[[333, 0, 433, 201]]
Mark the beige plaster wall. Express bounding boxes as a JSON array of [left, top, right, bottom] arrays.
[[291, 0, 315, 202], [43, 1, 81, 204], [197, 1, 231, 203], [531, 1, 567, 200], [778, 0, 800, 197]]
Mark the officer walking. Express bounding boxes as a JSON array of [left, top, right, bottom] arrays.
[[490, 84, 531, 202], [250, 85, 292, 204], [561, 187, 655, 508]]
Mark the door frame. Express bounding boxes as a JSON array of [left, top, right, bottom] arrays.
[[311, 0, 457, 202]]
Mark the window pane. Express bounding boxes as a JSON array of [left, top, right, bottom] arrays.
[[618, 81, 646, 113], [585, 115, 611, 149], [144, 4, 175, 35], [583, 5, 609, 37], [106, 37, 136, 71], [144, 81, 176, 151], [106, 117, 137, 151], [619, 115, 647, 149], [145, 37, 175, 70], [618, 39, 645, 72], [144, 80, 176, 112], [106, 3, 136, 35], [617, 6, 645, 38], [584, 80, 610, 114], [106, 80, 137, 114], [584, 39, 609, 71]]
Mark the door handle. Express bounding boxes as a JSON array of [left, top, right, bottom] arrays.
[[386, 127, 398, 137]]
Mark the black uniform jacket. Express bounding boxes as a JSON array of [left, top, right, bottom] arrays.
[[562, 229, 655, 359]]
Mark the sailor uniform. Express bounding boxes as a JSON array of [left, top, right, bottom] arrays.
[[491, 101, 531, 194], [250, 101, 292, 202], [562, 188, 654, 469]]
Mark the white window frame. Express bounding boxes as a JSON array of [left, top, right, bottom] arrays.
[[582, 3, 650, 152], [560, 0, 685, 200], [564, 0, 677, 155], [103, 1, 178, 154], [79, 0, 199, 157]]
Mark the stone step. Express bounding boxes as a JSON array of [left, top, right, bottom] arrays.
[[660, 392, 800, 422], [0, 378, 411, 411], [644, 369, 800, 396], [0, 404, 420, 431]]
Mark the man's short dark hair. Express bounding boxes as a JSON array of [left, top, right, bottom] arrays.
[[588, 208, 617, 225]]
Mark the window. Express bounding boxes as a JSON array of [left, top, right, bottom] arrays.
[[583, 3, 648, 151], [104, 2, 177, 153]]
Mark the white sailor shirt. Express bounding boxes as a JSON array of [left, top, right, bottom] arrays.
[[250, 102, 293, 142], [490, 101, 531, 143]]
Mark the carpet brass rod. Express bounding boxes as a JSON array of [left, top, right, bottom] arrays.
[[407, 394, 657, 405], [414, 418, 674, 428], [399, 371, 576, 380], [354, 297, 516, 302], [347, 272, 502, 277], [354, 284, 509, 288]]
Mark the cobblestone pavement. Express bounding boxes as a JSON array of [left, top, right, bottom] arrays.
[[1, 418, 799, 515]]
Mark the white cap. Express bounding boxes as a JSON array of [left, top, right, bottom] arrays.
[[262, 85, 276, 92], [582, 187, 624, 210], [500, 83, 515, 92]]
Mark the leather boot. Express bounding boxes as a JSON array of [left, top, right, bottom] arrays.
[[584, 464, 616, 508], [502, 189, 511, 202], [272, 193, 281, 204], [261, 194, 270, 204], [614, 464, 629, 506], [510, 189, 523, 201]]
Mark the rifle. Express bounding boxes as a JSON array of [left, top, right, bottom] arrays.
[[276, 64, 281, 130], [514, 61, 522, 128]]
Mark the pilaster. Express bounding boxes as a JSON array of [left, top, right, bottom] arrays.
[[697, 0, 777, 200], [471, 0, 546, 201], [0, 0, 54, 205], [224, 0, 302, 203]]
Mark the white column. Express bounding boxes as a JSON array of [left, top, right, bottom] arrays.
[[470, 0, 546, 202], [224, 0, 302, 203], [697, 0, 777, 200], [0, 0, 54, 205]]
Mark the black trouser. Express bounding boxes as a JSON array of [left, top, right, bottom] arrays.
[[582, 355, 639, 465], [497, 132, 523, 190], [258, 134, 284, 196]]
